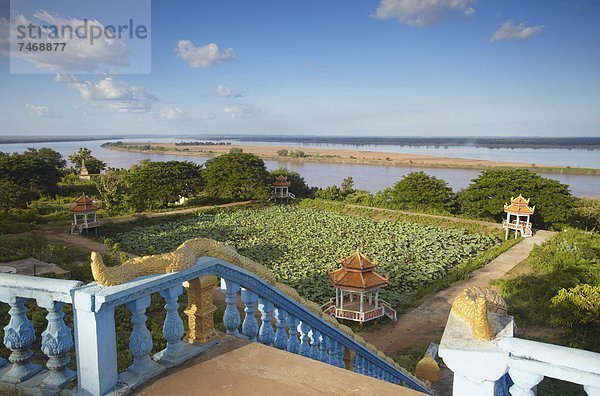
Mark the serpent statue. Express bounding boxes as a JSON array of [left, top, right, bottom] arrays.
[[450, 286, 508, 340]]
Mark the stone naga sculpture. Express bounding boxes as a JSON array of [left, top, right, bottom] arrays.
[[450, 287, 507, 340], [91, 238, 278, 287]]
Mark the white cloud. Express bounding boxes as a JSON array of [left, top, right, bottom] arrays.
[[216, 84, 242, 98], [490, 20, 544, 42], [3, 11, 130, 72], [160, 107, 185, 119], [373, 0, 476, 27], [224, 104, 260, 118], [175, 41, 234, 68], [25, 104, 50, 117], [66, 76, 157, 113]]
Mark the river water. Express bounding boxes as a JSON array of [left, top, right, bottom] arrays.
[[1, 138, 598, 197]]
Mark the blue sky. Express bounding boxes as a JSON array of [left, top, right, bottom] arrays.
[[0, 0, 599, 137]]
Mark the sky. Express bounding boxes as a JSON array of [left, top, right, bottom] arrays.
[[0, 0, 599, 137]]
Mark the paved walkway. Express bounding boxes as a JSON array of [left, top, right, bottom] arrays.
[[360, 230, 557, 354], [346, 204, 501, 228]]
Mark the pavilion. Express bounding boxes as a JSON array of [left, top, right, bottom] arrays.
[[71, 194, 100, 235], [272, 176, 295, 202], [322, 250, 396, 323], [502, 194, 535, 239]]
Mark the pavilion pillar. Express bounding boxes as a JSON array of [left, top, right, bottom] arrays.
[[375, 290, 379, 308], [359, 292, 364, 312], [340, 290, 344, 309], [335, 288, 339, 307]]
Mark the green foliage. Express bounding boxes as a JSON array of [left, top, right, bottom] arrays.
[[572, 197, 600, 231], [387, 172, 455, 214], [95, 169, 127, 214], [269, 169, 314, 198], [0, 148, 65, 206], [343, 190, 374, 206], [229, 147, 244, 154], [57, 173, 99, 198], [550, 284, 600, 347], [68, 147, 107, 174], [495, 229, 600, 351], [125, 161, 203, 211], [289, 150, 306, 158], [457, 169, 576, 229], [110, 206, 498, 306], [276, 149, 288, 157], [315, 185, 343, 201], [341, 176, 355, 195], [202, 153, 270, 200]]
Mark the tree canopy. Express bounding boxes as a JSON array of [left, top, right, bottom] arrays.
[[387, 171, 455, 213], [0, 148, 65, 208], [202, 153, 270, 200], [125, 161, 203, 210], [457, 168, 577, 229], [69, 147, 107, 174]]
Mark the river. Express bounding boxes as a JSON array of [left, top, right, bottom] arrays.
[[1, 138, 598, 197]]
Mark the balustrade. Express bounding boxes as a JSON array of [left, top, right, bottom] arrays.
[[0, 255, 430, 395]]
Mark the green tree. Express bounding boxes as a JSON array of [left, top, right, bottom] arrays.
[[69, 147, 107, 174], [125, 161, 203, 210], [202, 153, 270, 200], [289, 150, 306, 158], [0, 179, 34, 210], [457, 169, 577, 229], [95, 169, 127, 213], [388, 172, 455, 213], [277, 149, 289, 157], [269, 169, 314, 198], [315, 185, 343, 201], [0, 149, 64, 199], [24, 147, 66, 170], [341, 176, 355, 195], [229, 147, 244, 154]]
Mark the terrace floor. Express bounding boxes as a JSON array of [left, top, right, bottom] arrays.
[[135, 337, 425, 396]]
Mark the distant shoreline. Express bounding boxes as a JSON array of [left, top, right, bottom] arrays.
[[103, 141, 600, 176], [1, 135, 600, 150]]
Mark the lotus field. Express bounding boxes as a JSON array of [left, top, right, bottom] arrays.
[[109, 207, 499, 305]]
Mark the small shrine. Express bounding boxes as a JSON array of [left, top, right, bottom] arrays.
[[79, 158, 91, 181], [71, 194, 100, 235], [502, 194, 535, 239], [322, 250, 396, 323], [272, 176, 295, 202]]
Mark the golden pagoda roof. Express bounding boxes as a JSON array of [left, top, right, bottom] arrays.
[[328, 250, 388, 290], [273, 175, 290, 187], [71, 194, 99, 213], [504, 194, 535, 215]]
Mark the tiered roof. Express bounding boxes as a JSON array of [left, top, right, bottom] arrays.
[[71, 194, 99, 213], [328, 250, 388, 291], [273, 175, 290, 187], [504, 194, 535, 215]]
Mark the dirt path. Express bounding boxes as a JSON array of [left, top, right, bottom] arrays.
[[346, 204, 501, 228], [359, 230, 557, 354], [44, 201, 252, 256]]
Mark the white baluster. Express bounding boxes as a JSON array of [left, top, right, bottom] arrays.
[[258, 298, 275, 346], [286, 315, 300, 353], [508, 368, 544, 396], [241, 289, 259, 341], [273, 308, 288, 350], [309, 329, 321, 360], [2, 296, 40, 383], [221, 279, 241, 336], [125, 295, 162, 375], [155, 285, 184, 364], [38, 299, 76, 388]]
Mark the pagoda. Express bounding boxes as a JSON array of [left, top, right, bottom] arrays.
[[502, 194, 535, 239], [71, 194, 100, 235], [322, 250, 396, 323], [272, 176, 295, 202]]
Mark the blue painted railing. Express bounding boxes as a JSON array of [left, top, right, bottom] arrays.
[[0, 257, 430, 395]]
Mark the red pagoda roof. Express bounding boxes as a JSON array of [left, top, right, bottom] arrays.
[[504, 194, 535, 215], [71, 194, 99, 213], [328, 250, 388, 290], [273, 175, 290, 187]]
